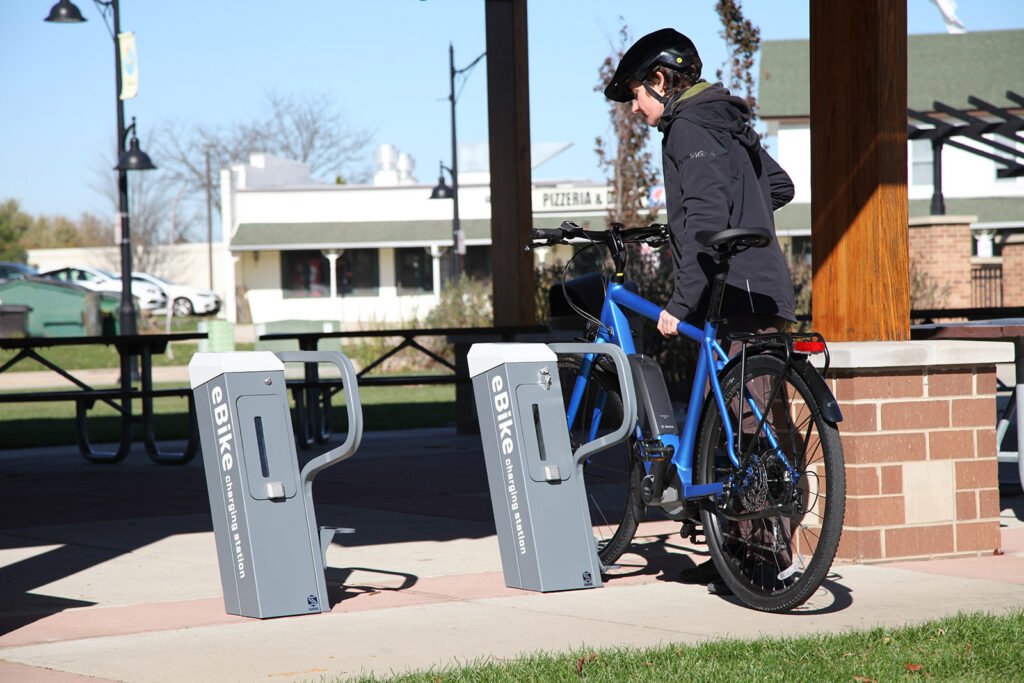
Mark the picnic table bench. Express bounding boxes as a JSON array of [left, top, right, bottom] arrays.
[[0, 332, 206, 464]]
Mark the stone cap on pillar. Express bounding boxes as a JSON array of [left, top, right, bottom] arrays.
[[909, 215, 979, 228], [811, 339, 1013, 370]]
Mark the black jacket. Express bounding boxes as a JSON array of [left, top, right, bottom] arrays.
[[659, 82, 796, 324]]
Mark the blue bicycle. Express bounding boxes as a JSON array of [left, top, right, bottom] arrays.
[[530, 221, 846, 612]]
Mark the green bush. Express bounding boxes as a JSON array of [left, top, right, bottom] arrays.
[[424, 274, 493, 328]]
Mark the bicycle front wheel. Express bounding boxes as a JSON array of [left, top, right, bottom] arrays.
[[558, 355, 644, 566], [696, 352, 845, 612]]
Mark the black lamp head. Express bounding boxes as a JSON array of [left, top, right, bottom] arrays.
[[116, 118, 157, 171], [430, 177, 453, 200], [45, 0, 86, 23], [429, 161, 454, 199]]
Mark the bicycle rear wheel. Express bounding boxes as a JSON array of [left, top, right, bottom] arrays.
[[558, 355, 644, 566], [696, 353, 845, 612]]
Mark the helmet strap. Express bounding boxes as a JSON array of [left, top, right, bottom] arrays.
[[642, 82, 670, 105]]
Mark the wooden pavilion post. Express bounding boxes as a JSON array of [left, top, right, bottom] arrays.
[[485, 0, 535, 326], [810, 0, 910, 341]]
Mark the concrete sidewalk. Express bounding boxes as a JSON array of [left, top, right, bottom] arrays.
[[1, 429, 1023, 682]]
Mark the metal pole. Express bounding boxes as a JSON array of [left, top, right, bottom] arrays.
[[449, 42, 461, 281], [112, 0, 136, 337], [205, 146, 214, 289], [930, 138, 946, 216]]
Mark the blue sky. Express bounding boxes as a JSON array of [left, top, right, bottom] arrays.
[[2, 0, 1022, 222]]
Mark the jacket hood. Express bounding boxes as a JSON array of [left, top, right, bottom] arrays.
[[659, 82, 758, 148]]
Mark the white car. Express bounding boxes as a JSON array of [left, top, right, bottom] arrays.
[[41, 265, 167, 311], [133, 272, 221, 317]]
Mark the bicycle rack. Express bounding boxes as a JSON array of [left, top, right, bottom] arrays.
[[189, 351, 362, 619], [469, 342, 636, 592]]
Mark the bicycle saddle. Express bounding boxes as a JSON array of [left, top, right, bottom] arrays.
[[696, 228, 770, 253]]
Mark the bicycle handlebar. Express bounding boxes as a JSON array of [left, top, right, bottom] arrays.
[[526, 221, 669, 250]]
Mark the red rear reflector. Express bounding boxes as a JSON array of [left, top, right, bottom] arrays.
[[793, 341, 826, 354]]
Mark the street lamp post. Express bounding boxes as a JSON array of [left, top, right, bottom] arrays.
[[430, 43, 485, 283], [46, 0, 156, 338]]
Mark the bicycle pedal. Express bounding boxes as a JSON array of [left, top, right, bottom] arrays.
[[679, 521, 706, 545], [639, 439, 672, 462]]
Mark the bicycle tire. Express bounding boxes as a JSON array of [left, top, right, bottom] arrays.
[[696, 352, 845, 612], [558, 355, 644, 566]]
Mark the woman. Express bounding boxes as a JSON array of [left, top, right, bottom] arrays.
[[604, 28, 796, 342], [605, 28, 798, 591]]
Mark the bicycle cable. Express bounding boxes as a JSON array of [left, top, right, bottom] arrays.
[[560, 237, 611, 336]]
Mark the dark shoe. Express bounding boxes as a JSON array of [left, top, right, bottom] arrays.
[[707, 579, 734, 596], [678, 559, 721, 584]]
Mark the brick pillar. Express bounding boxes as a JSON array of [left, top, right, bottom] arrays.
[[908, 215, 976, 309], [1002, 239, 1024, 307], [823, 340, 1011, 562]]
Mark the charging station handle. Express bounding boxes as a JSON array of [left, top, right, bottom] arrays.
[[275, 351, 364, 482], [548, 343, 637, 466]]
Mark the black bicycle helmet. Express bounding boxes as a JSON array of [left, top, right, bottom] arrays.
[[604, 28, 701, 103]]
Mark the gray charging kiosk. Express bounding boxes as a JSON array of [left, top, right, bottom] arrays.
[[469, 342, 636, 593], [189, 350, 362, 619]]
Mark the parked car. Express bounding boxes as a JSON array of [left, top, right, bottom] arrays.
[[0, 261, 40, 282], [132, 272, 221, 317], [40, 265, 167, 311]]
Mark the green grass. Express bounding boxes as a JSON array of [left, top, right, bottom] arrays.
[[344, 611, 1024, 682], [0, 383, 455, 448]]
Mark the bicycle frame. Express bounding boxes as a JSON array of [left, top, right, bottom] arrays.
[[564, 280, 782, 501]]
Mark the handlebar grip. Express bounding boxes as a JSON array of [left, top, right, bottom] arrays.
[[529, 228, 565, 244]]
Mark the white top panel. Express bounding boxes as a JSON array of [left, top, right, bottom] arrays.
[[189, 351, 284, 388], [467, 343, 558, 378]]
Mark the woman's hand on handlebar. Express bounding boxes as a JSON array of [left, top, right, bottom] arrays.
[[657, 309, 681, 337]]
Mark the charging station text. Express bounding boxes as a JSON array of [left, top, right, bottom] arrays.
[[491, 375, 527, 556], [210, 383, 247, 580]]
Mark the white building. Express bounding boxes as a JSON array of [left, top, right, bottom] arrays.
[[218, 146, 613, 326]]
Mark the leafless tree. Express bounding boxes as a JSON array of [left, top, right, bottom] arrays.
[[715, 0, 761, 117], [156, 91, 374, 218]]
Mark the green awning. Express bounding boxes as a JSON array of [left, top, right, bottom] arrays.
[[230, 215, 630, 250], [231, 219, 492, 250], [772, 196, 1024, 234]]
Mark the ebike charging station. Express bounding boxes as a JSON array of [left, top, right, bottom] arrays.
[[189, 351, 362, 619], [469, 343, 636, 592]]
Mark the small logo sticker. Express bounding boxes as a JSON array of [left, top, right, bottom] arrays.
[[582, 571, 593, 587], [307, 594, 319, 611]]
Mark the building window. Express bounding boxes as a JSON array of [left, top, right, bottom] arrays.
[[281, 250, 330, 298], [911, 139, 933, 186], [337, 249, 379, 296], [440, 245, 492, 286], [395, 247, 433, 295]]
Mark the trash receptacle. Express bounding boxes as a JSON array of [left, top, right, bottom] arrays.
[[0, 304, 31, 338], [0, 277, 119, 337], [189, 350, 363, 619], [469, 342, 636, 593]]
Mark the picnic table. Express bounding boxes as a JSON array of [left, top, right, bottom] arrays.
[[0, 332, 206, 464], [258, 325, 560, 444]]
